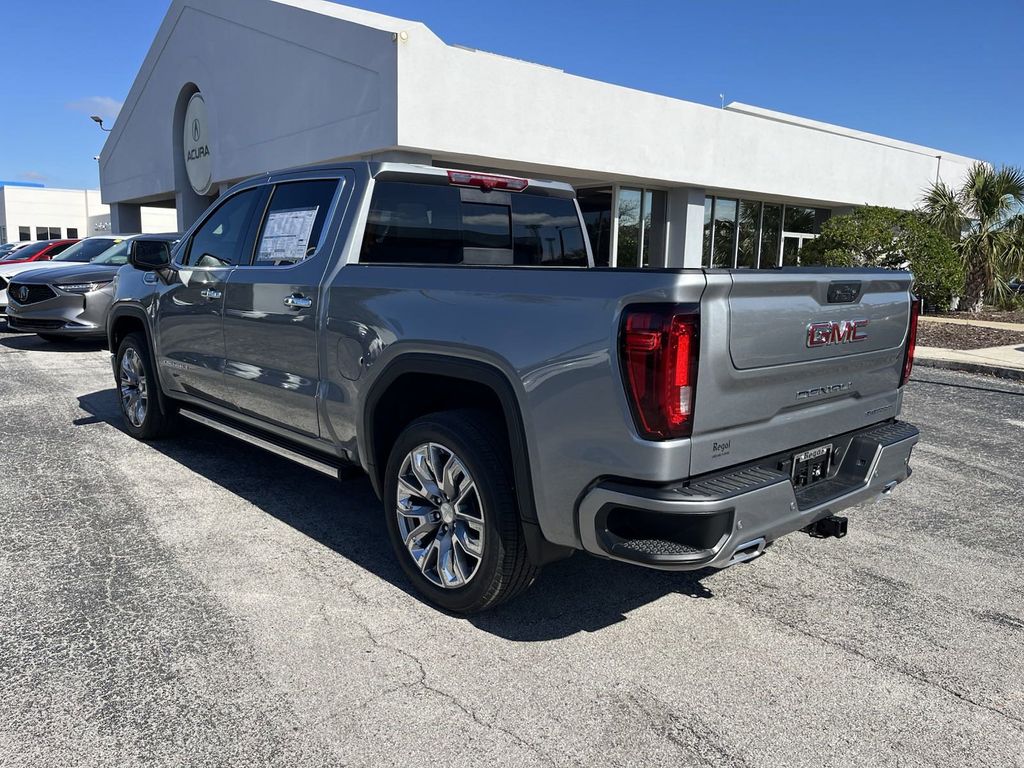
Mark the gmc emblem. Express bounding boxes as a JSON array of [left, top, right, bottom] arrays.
[[806, 319, 869, 347]]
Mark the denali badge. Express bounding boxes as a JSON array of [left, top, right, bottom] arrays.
[[797, 382, 853, 400], [806, 319, 869, 347]]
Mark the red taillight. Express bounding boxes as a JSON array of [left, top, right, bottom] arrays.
[[900, 296, 921, 387], [446, 170, 529, 192], [620, 305, 700, 440]]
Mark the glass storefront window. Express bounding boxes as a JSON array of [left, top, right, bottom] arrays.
[[702, 198, 713, 265], [737, 200, 761, 269], [582, 186, 667, 268], [616, 188, 642, 268], [703, 197, 829, 268], [782, 236, 801, 266], [784, 206, 830, 235], [784, 206, 817, 233], [577, 187, 614, 267], [640, 190, 667, 268], [760, 203, 782, 267], [712, 198, 737, 268], [641, 190, 653, 267]]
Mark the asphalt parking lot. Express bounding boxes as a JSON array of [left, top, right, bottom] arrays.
[[1, 323, 1022, 768]]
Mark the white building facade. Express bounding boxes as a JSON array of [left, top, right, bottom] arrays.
[[99, 0, 980, 269], [0, 185, 177, 244]]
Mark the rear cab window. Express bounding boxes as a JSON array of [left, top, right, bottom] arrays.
[[359, 180, 589, 267]]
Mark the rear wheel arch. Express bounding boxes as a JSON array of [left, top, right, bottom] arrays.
[[362, 354, 538, 524]]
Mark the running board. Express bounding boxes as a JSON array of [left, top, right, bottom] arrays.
[[178, 407, 343, 479]]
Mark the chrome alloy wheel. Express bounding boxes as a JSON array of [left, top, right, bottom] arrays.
[[119, 347, 149, 428], [395, 442, 485, 588]]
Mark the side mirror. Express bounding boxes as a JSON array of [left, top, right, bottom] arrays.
[[128, 240, 171, 270]]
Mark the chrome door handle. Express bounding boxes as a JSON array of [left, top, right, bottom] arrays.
[[200, 288, 222, 300], [284, 294, 312, 309]]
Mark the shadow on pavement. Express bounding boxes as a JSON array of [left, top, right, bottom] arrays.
[[1, 334, 107, 353], [76, 387, 720, 641]]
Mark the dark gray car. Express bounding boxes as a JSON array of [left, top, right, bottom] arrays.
[[7, 234, 178, 341]]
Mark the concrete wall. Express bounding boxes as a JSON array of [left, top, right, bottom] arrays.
[[0, 188, 96, 242], [99, 0, 404, 207], [0, 187, 177, 243], [396, 37, 974, 210]]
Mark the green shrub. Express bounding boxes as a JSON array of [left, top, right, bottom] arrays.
[[800, 206, 963, 311]]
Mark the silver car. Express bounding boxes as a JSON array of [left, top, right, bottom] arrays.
[[6, 234, 178, 342]]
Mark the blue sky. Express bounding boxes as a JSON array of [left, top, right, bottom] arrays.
[[1, 0, 1021, 190]]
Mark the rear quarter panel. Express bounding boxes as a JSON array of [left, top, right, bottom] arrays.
[[323, 265, 707, 549]]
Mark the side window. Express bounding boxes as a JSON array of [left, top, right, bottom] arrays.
[[252, 179, 339, 266], [512, 196, 588, 266], [360, 182, 462, 264], [184, 188, 260, 268]]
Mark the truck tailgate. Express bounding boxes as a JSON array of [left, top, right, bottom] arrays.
[[689, 269, 913, 476]]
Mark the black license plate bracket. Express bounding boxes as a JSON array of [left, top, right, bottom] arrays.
[[792, 444, 833, 488]]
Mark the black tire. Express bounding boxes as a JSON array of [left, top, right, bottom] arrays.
[[115, 332, 176, 440], [383, 409, 539, 613]]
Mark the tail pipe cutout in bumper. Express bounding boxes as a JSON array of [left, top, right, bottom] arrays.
[[577, 420, 919, 571]]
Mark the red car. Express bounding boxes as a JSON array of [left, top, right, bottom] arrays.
[[0, 239, 79, 265]]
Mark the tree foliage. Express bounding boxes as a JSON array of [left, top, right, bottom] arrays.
[[800, 206, 962, 310], [920, 162, 1024, 312]]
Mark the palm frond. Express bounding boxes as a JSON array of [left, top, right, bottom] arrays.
[[958, 162, 992, 221], [920, 181, 966, 240], [993, 166, 1024, 208], [998, 213, 1024, 279]]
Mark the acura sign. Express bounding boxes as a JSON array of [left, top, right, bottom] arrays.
[[183, 93, 212, 195]]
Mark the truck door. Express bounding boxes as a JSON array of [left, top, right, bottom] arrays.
[[221, 177, 347, 437], [156, 187, 264, 405]]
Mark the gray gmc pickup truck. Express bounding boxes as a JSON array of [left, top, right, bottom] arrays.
[[108, 162, 920, 613]]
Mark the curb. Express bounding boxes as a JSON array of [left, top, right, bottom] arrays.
[[918, 315, 1024, 332], [915, 356, 1024, 382]]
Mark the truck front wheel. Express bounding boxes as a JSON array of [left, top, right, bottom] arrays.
[[383, 410, 539, 613], [115, 332, 176, 440]]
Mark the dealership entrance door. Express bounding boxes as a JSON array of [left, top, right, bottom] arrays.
[[577, 186, 666, 268]]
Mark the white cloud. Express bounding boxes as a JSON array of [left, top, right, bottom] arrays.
[[17, 171, 50, 182], [66, 96, 124, 124]]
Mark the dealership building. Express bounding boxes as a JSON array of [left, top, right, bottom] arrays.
[[0, 184, 177, 245], [99, 0, 979, 269]]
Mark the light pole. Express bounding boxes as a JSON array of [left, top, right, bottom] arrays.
[[90, 115, 111, 132]]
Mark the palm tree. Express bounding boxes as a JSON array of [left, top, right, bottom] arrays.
[[920, 162, 1024, 312]]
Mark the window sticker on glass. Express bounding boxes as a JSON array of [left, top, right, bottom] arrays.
[[256, 206, 320, 264]]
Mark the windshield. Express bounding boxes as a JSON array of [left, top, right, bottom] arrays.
[[0, 243, 21, 257], [52, 238, 121, 263], [1, 241, 50, 261], [92, 240, 132, 266]]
